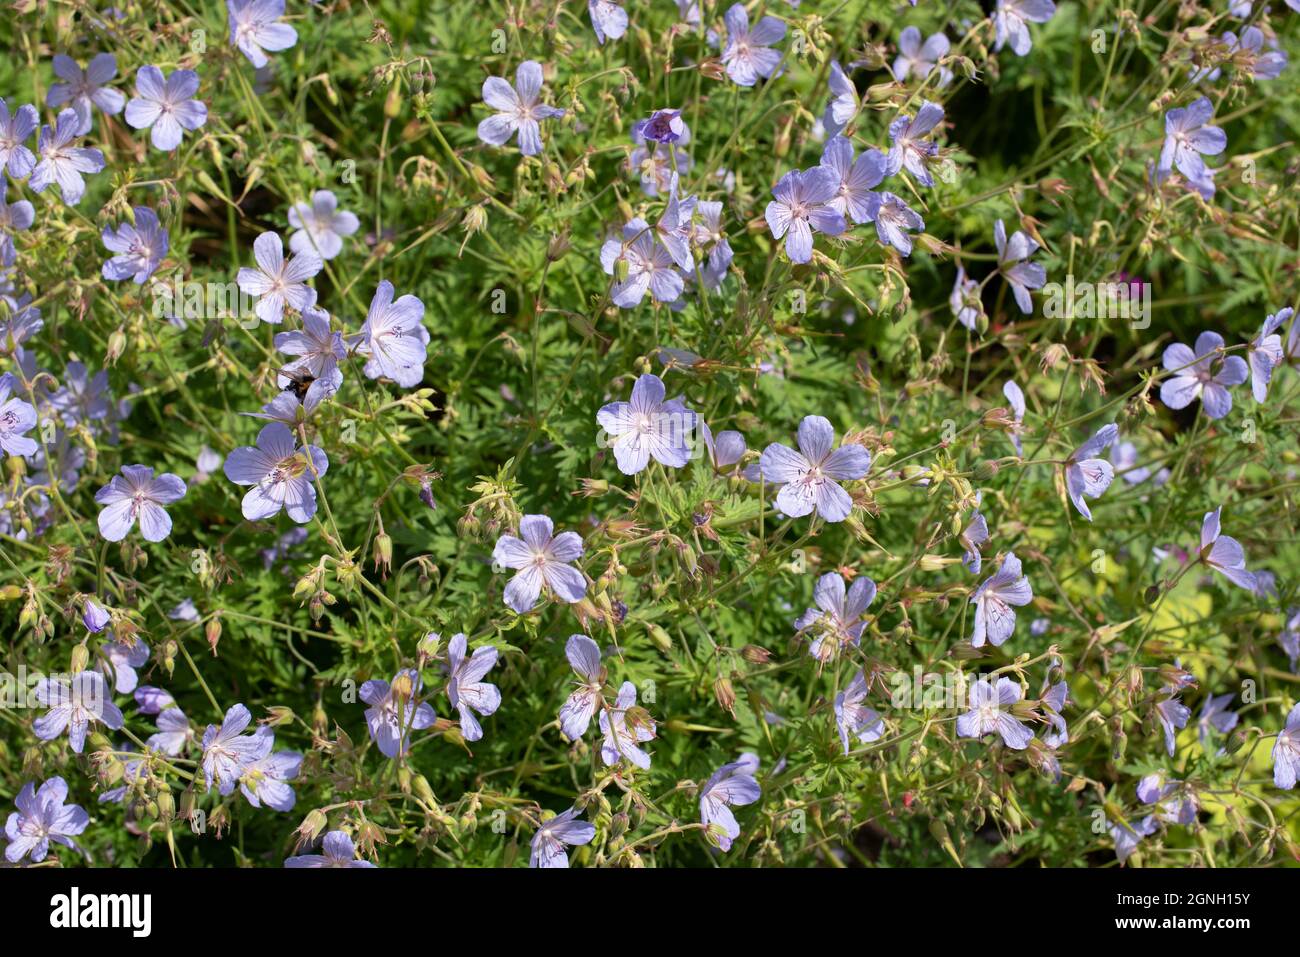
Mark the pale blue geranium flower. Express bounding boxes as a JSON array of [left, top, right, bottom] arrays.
[[360, 670, 436, 759], [994, 219, 1046, 313], [822, 60, 857, 136], [101, 207, 168, 283], [766, 166, 846, 264], [4, 776, 89, 863], [893, 27, 952, 87], [599, 681, 656, 769], [223, 422, 328, 524], [600, 219, 684, 307], [94, 464, 187, 542], [0, 180, 34, 266], [1064, 423, 1118, 521], [759, 415, 870, 522], [864, 191, 924, 257], [559, 634, 604, 741], [722, 2, 785, 86], [821, 135, 885, 224], [1159, 97, 1224, 198], [970, 551, 1033, 647], [33, 670, 124, 753], [287, 190, 360, 260], [1197, 692, 1239, 749], [588, 0, 628, 45], [834, 672, 884, 754], [0, 97, 39, 177], [1198, 507, 1256, 592], [1160, 331, 1247, 420], [476, 60, 565, 157], [957, 677, 1033, 749], [886, 101, 944, 187], [201, 703, 271, 794], [356, 280, 429, 388], [275, 305, 345, 405], [227, 0, 298, 69], [492, 514, 587, 614], [236, 231, 321, 325], [285, 830, 378, 868], [124, 66, 207, 151], [1273, 703, 1300, 789], [446, 632, 501, 742], [699, 753, 761, 851], [0, 371, 38, 458], [793, 571, 876, 661], [29, 108, 105, 205], [47, 53, 124, 135], [1154, 687, 1192, 756], [1247, 308, 1289, 404], [596, 373, 696, 475], [994, 0, 1057, 57], [530, 806, 596, 867], [238, 727, 302, 811]]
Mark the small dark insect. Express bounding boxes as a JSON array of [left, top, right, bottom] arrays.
[[277, 367, 316, 401]]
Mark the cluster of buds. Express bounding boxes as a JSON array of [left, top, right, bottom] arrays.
[[292, 561, 337, 622]]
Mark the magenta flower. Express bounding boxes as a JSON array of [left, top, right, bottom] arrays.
[[492, 514, 587, 614], [94, 464, 187, 542], [759, 415, 870, 522]]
